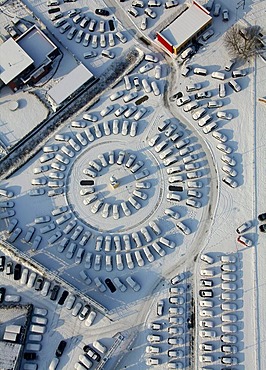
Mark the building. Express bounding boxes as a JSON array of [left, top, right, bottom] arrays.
[[47, 64, 95, 111], [157, 1, 212, 55], [0, 25, 59, 90], [0, 341, 22, 370]]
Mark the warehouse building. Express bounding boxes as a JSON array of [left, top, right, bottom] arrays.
[[157, 1, 212, 55], [47, 64, 95, 111]]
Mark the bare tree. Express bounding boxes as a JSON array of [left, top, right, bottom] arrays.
[[224, 24, 264, 61]]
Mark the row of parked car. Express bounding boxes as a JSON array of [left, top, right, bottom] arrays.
[[198, 254, 240, 367], [148, 118, 206, 210], [177, 65, 244, 189], [146, 273, 188, 368]]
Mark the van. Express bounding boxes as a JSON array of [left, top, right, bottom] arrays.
[[211, 71, 225, 80], [194, 67, 207, 76]]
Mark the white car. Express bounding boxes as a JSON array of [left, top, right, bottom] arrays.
[[83, 113, 98, 122], [140, 16, 148, 30], [123, 91, 138, 103], [217, 143, 233, 154], [148, 134, 160, 147], [237, 235, 253, 247], [124, 106, 138, 118], [114, 106, 128, 117], [176, 95, 191, 106], [139, 62, 154, 74], [126, 276, 140, 291], [110, 91, 124, 101], [85, 311, 97, 327], [176, 221, 191, 235], [100, 105, 114, 117], [222, 165, 237, 177], [164, 208, 180, 220], [130, 121, 138, 137], [217, 111, 233, 120], [134, 107, 146, 121]]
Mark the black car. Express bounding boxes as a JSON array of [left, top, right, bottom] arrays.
[[0, 256, 6, 272], [105, 278, 116, 293], [95, 8, 110, 16], [50, 285, 60, 301], [58, 290, 69, 305], [35, 277, 44, 291], [199, 289, 213, 298], [259, 224, 266, 233], [48, 7, 60, 14], [56, 340, 67, 357], [0, 287, 6, 303], [108, 19, 115, 31], [258, 213, 266, 221], [80, 180, 94, 186], [14, 264, 22, 280], [24, 352, 37, 360], [83, 345, 101, 361]]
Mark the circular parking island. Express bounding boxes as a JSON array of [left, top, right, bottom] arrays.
[[66, 140, 163, 233]]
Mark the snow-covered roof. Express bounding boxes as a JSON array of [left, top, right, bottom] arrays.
[[48, 64, 95, 106], [0, 38, 33, 84], [159, 1, 212, 48], [0, 341, 22, 370], [17, 25, 58, 68]]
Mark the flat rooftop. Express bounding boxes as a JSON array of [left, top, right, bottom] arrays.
[[0, 38, 33, 84], [48, 64, 94, 106], [17, 25, 57, 68], [160, 2, 212, 48], [0, 341, 22, 370]]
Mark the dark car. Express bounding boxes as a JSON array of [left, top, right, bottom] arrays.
[[199, 289, 213, 298], [83, 345, 101, 361], [108, 19, 115, 31], [48, 7, 60, 14], [50, 285, 60, 301], [14, 264, 22, 280], [24, 352, 37, 360], [80, 180, 94, 186], [58, 290, 69, 305], [0, 256, 6, 272], [35, 277, 44, 291], [95, 8, 110, 16], [169, 91, 183, 101], [259, 224, 266, 233], [0, 287, 6, 303], [258, 213, 266, 221], [56, 340, 67, 357], [6, 261, 13, 275], [105, 278, 116, 293]]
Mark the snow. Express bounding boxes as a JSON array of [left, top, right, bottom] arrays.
[[0, 0, 265, 369]]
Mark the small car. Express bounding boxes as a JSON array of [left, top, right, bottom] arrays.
[[237, 235, 253, 247], [222, 8, 229, 21], [236, 221, 252, 234], [79, 304, 91, 321], [95, 8, 109, 16], [202, 28, 214, 41], [56, 340, 67, 357], [217, 111, 233, 120]]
